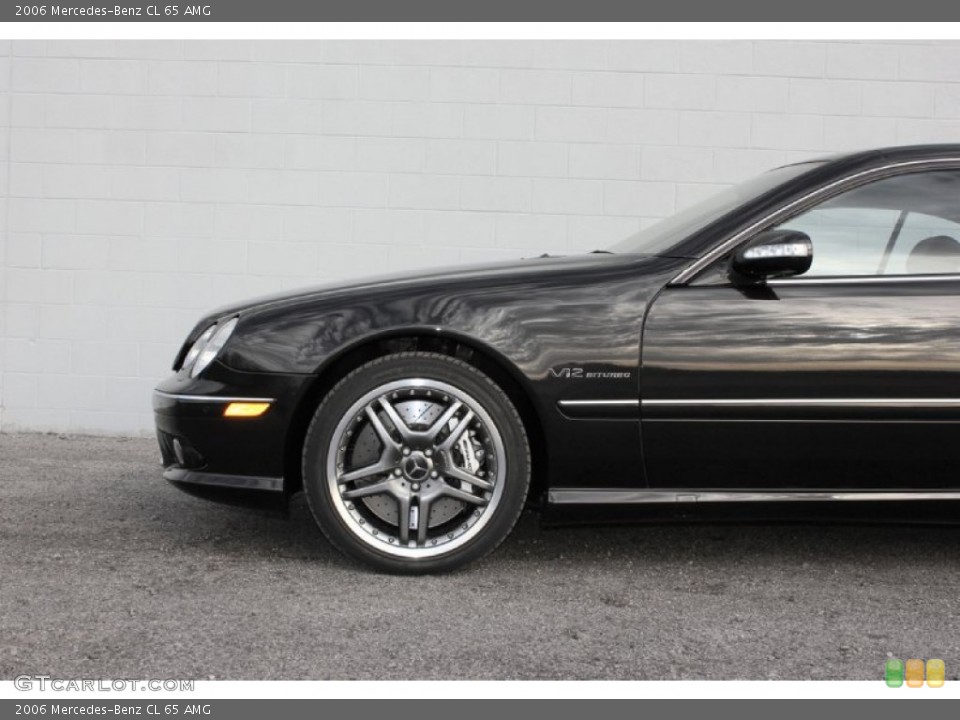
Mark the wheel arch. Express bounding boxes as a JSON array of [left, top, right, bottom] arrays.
[[283, 327, 548, 506]]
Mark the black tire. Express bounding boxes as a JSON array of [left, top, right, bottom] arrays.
[[302, 352, 530, 574]]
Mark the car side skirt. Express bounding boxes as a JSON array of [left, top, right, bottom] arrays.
[[548, 489, 960, 504]]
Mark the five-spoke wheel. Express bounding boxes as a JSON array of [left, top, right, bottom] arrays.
[[302, 352, 530, 573]]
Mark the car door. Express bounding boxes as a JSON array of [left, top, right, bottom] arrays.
[[641, 168, 960, 491]]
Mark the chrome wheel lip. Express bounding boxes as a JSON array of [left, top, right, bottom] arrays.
[[325, 378, 507, 560]]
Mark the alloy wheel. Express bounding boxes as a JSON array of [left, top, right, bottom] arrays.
[[325, 378, 507, 558]]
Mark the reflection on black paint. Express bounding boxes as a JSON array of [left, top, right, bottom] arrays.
[[214, 253, 686, 489], [643, 278, 960, 491]]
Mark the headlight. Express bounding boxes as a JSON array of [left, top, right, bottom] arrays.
[[185, 317, 239, 378], [180, 324, 217, 373]]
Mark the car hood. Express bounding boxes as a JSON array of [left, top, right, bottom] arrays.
[[206, 252, 668, 321], [203, 250, 691, 375]]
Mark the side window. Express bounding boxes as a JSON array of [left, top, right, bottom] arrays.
[[884, 212, 960, 275], [779, 207, 900, 277], [768, 170, 960, 278]]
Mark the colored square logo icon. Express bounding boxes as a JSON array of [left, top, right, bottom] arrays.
[[927, 659, 945, 688], [886, 658, 946, 687], [885, 658, 904, 687], [905, 658, 925, 687]]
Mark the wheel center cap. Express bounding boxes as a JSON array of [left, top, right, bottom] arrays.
[[401, 452, 433, 482]]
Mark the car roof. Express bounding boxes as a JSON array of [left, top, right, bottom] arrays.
[[783, 144, 960, 171]]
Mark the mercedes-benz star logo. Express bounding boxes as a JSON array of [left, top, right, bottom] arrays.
[[402, 452, 432, 481]]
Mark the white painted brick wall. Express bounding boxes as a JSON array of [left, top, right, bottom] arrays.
[[3, 39, 960, 436]]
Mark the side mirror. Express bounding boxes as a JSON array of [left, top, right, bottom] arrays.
[[732, 229, 813, 281]]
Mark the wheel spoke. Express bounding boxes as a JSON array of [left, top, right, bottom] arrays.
[[417, 497, 432, 545], [378, 397, 413, 443], [342, 479, 395, 500], [444, 465, 494, 492], [440, 483, 489, 506], [397, 495, 412, 545], [424, 400, 462, 441], [338, 459, 392, 485], [365, 405, 399, 450], [436, 409, 475, 452]]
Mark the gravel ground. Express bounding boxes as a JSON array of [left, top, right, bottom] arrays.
[[2, 432, 960, 681]]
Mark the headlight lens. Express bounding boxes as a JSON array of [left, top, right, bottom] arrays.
[[188, 317, 239, 378], [180, 324, 217, 373]]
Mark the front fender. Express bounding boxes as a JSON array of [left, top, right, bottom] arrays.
[[216, 254, 687, 489]]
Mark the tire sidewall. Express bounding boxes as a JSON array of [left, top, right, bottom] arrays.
[[302, 352, 530, 574]]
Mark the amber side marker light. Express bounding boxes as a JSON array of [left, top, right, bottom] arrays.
[[223, 402, 270, 418]]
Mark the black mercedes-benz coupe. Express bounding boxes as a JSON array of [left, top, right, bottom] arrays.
[[155, 144, 960, 572]]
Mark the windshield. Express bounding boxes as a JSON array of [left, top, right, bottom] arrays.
[[607, 162, 823, 256]]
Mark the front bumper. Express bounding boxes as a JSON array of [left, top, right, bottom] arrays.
[[153, 364, 312, 512]]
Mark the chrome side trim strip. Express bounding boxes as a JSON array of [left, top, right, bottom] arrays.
[[153, 390, 276, 404], [548, 489, 960, 505], [769, 274, 960, 286], [556, 398, 960, 418], [643, 398, 960, 408], [556, 399, 640, 420], [671, 157, 960, 285]]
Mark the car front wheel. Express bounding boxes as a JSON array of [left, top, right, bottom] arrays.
[[302, 352, 530, 573]]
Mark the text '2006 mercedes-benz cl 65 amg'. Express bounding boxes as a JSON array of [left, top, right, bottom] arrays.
[[154, 145, 960, 573]]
